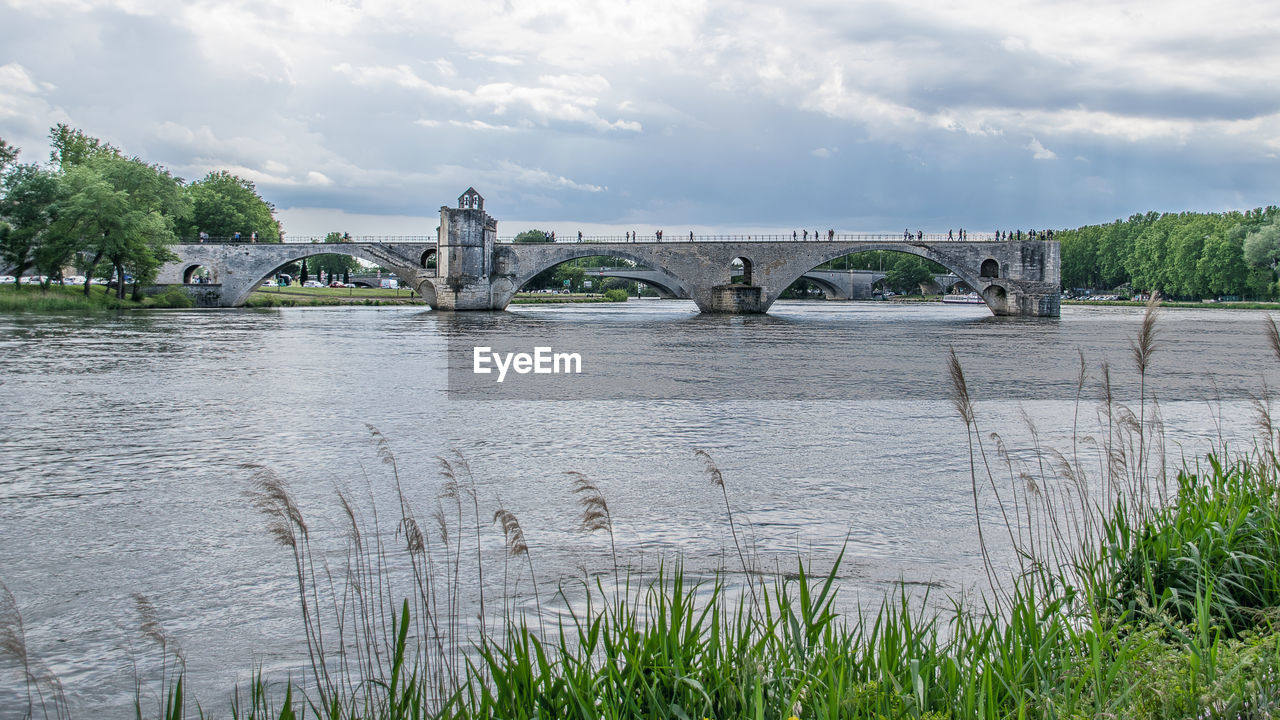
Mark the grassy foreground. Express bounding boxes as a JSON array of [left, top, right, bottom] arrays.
[[0, 282, 195, 311], [6, 302, 1280, 720], [247, 286, 425, 307]]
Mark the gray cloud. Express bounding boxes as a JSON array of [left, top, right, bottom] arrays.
[[0, 0, 1276, 233]]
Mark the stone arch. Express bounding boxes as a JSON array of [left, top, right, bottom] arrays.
[[225, 245, 424, 307], [730, 257, 754, 285], [984, 284, 1007, 306], [765, 243, 996, 314], [182, 264, 212, 284], [504, 247, 692, 300], [796, 274, 844, 300], [980, 258, 1000, 278], [420, 248, 438, 269]]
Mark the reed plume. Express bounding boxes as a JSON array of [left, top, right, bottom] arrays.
[[494, 505, 544, 637], [0, 581, 67, 720], [568, 471, 619, 592], [695, 449, 760, 611]]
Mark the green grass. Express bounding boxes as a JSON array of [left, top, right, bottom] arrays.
[[246, 285, 424, 307], [0, 283, 193, 311]]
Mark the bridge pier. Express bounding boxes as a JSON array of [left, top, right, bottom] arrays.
[[703, 284, 768, 313]]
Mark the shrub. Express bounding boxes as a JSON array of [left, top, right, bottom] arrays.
[[141, 288, 194, 309], [603, 288, 628, 302]]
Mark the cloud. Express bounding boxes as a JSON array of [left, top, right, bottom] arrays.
[[1027, 138, 1056, 160], [2, 0, 1278, 231], [334, 62, 641, 132], [496, 161, 606, 193]]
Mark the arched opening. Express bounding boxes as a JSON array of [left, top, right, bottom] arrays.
[[182, 264, 212, 284], [782, 276, 840, 300], [420, 248, 438, 270], [730, 257, 753, 285], [511, 252, 687, 300], [980, 258, 1000, 278], [517, 255, 639, 295], [984, 285, 1007, 306]]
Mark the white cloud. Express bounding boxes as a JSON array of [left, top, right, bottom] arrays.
[[811, 146, 838, 158], [1027, 137, 1056, 160], [334, 63, 641, 132], [496, 161, 606, 193]]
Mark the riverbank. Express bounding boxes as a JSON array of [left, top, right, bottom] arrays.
[[246, 285, 426, 307], [1066, 298, 1280, 310], [510, 292, 627, 304], [0, 283, 193, 311]]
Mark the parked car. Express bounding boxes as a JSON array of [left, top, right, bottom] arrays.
[[0, 275, 14, 284], [328, 281, 350, 288], [20, 276, 46, 284], [303, 280, 323, 288]]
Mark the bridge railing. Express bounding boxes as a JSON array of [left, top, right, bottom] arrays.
[[180, 232, 1047, 245], [495, 232, 1031, 244], [178, 235, 435, 244]]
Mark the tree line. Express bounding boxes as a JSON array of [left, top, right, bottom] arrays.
[[0, 126, 280, 298], [1057, 208, 1280, 300]]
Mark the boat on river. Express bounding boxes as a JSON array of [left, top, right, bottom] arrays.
[[942, 292, 985, 305]]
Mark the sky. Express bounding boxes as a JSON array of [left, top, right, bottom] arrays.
[[1, 0, 1278, 237]]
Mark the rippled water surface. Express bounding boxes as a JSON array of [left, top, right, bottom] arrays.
[[0, 300, 1274, 714]]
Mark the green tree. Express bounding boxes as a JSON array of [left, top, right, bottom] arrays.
[[514, 229, 551, 243], [309, 232, 361, 282], [1197, 232, 1246, 297], [1166, 214, 1216, 298], [553, 264, 586, 292], [1058, 226, 1101, 289], [1243, 222, 1280, 270], [185, 170, 280, 241], [55, 156, 187, 298], [884, 255, 932, 294], [0, 137, 18, 174], [0, 164, 61, 285], [49, 123, 120, 169]]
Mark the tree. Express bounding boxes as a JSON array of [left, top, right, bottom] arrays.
[[884, 255, 932, 294], [1243, 222, 1280, 270], [309, 232, 361, 281], [553, 264, 586, 292], [513, 229, 551, 243], [0, 164, 61, 285], [185, 170, 280, 241], [54, 156, 187, 298], [1197, 232, 1246, 297], [1166, 214, 1215, 299], [49, 123, 120, 170], [0, 137, 18, 174]]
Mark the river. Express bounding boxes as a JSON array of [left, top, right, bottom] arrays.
[[0, 300, 1275, 715]]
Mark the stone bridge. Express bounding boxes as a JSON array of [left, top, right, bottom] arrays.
[[156, 187, 1060, 316], [578, 266, 962, 300]]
